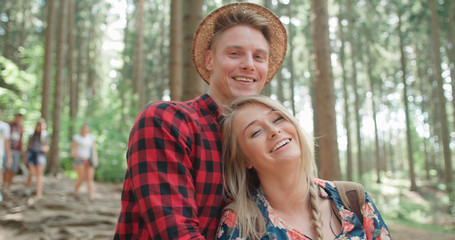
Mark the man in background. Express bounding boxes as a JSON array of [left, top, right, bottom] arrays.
[[3, 113, 24, 190], [0, 109, 12, 201]]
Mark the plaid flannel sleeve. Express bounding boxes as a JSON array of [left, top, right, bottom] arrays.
[[115, 102, 206, 239]]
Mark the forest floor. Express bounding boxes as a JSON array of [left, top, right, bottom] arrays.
[[0, 175, 455, 240]]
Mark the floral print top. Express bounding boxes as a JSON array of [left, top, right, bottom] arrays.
[[217, 178, 391, 240]]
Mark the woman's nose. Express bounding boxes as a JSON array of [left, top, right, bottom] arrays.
[[269, 126, 281, 138]]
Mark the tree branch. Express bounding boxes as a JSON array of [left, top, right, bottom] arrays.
[[0, 75, 21, 95]]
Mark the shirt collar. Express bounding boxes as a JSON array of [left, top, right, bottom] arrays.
[[195, 94, 223, 123]]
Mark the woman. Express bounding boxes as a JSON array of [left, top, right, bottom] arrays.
[[71, 124, 97, 201], [25, 118, 49, 198], [218, 95, 390, 240]]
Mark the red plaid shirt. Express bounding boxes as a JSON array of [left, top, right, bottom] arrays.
[[115, 94, 225, 240]]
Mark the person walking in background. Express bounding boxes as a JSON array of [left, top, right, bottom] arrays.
[[24, 118, 49, 198], [218, 95, 391, 240], [0, 109, 12, 201], [71, 124, 97, 202], [3, 113, 24, 190], [114, 3, 287, 239]]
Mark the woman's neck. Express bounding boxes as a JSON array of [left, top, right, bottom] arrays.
[[259, 172, 308, 213]]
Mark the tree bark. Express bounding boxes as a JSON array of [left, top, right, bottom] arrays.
[[429, 0, 454, 209], [366, 47, 382, 184], [346, 0, 363, 182], [310, 0, 341, 180], [68, 0, 76, 139], [169, 0, 183, 101], [41, 0, 56, 122], [133, 0, 145, 109], [445, 1, 455, 141], [337, 2, 353, 181], [397, 9, 417, 191], [287, 1, 296, 116], [414, 44, 431, 181], [182, 0, 205, 101], [48, 0, 68, 175]]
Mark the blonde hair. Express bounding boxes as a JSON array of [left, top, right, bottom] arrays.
[[222, 95, 323, 239], [209, 8, 272, 51]]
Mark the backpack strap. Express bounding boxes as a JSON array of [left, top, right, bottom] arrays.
[[333, 181, 366, 225]]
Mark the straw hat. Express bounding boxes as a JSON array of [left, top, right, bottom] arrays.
[[192, 2, 287, 84]]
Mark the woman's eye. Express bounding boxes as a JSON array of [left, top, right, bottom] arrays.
[[251, 130, 261, 138], [273, 116, 284, 123]]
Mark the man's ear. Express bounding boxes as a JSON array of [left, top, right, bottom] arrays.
[[205, 50, 214, 72]]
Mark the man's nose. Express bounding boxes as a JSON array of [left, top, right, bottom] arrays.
[[240, 54, 255, 71]]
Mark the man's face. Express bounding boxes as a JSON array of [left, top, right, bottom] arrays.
[[205, 25, 269, 105], [15, 115, 23, 124]]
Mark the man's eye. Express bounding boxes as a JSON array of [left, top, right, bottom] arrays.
[[255, 54, 268, 61], [229, 51, 239, 56]]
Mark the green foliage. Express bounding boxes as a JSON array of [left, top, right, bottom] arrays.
[[0, 55, 43, 124], [364, 171, 455, 231]]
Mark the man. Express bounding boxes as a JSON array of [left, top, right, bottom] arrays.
[[114, 3, 287, 239], [3, 113, 24, 190], [0, 109, 12, 201]]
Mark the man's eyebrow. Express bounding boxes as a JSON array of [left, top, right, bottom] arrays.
[[223, 45, 269, 55], [242, 110, 275, 134]]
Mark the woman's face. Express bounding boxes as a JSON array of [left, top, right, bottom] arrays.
[[81, 125, 89, 136], [232, 103, 301, 177], [35, 123, 42, 132]]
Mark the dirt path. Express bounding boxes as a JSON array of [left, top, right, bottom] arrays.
[[1, 175, 454, 240], [0, 175, 122, 240]]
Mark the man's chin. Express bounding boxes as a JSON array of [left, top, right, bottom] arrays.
[[231, 90, 261, 98]]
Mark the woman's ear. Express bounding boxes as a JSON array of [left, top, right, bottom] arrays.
[[245, 160, 253, 169]]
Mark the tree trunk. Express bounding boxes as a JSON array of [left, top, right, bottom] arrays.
[[120, 1, 131, 123], [263, 0, 280, 100], [310, 0, 341, 180], [48, 0, 68, 175], [446, 1, 455, 140], [414, 44, 431, 181], [366, 47, 382, 184], [133, 0, 145, 109], [169, 0, 183, 101], [287, 1, 296, 116], [85, 15, 97, 116], [429, 0, 454, 209], [75, 16, 83, 118], [397, 10, 417, 191], [346, 0, 363, 182], [181, 0, 205, 101], [68, 0, 76, 139], [337, 2, 353, 181], [41, 0, 56, 122]]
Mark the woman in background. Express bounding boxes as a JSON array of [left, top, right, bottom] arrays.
[[25, 118, 49, 198], [71, 124, 97, 202]]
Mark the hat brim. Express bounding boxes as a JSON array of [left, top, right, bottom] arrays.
[[192, 3, 287, 84]]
